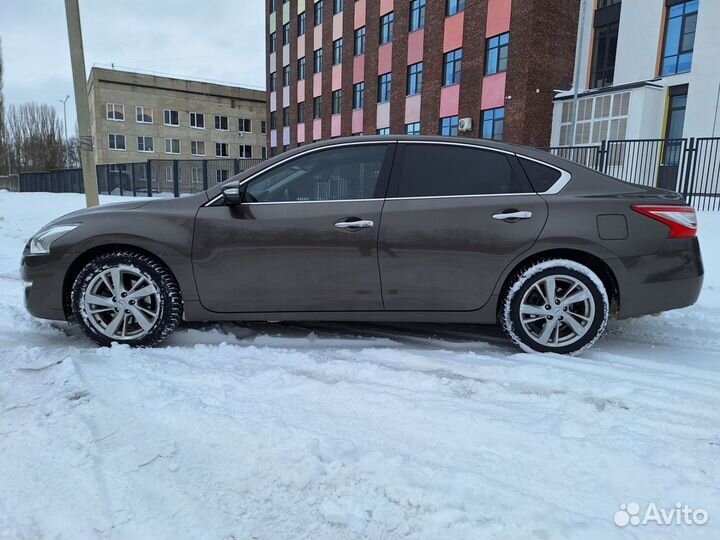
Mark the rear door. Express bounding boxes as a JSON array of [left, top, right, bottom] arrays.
[[378, 141, 549, 311]]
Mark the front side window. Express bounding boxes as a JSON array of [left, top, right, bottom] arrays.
[[397, 144, 531, 197], [190, 112, 205, 129], [137, 136, 154, 152], [405, 122, 421, 135], [485, 33, 509, 75], [298, 57, 306, 80], [443, 49, 463, 86], [661, 0, 698, 76], [407, 62, 423, 95], [409, 0, 426, 31], [332, 90, 342, 114], [215, 115, 229, 131], [380, 12, 394, 44], [333, 38, 343, 65], [164, 109, 179, 126], [314, 0, 323, 25], [245, 145, 387, 202], [446, 0, 465, 16], [591, 23, 618, 88], [440, 115, 459, 136], [106, 103, 124, 121], [354, 27, 366, 55], [314, 48, 323, 73], [135, 106, 152, 123], [482, 107, 505, 141], [353, 82, 365, 109], [108, 133, 126, 150], [378, 73, 392, 103]]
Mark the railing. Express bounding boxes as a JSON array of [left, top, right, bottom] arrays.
[[545, 137, 720, 211]]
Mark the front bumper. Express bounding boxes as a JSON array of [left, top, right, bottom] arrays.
[[21, 244, 75, 321]]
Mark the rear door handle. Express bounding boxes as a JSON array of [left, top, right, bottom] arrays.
[[334, 219, 375, 230], [492, 211, 533, 221]]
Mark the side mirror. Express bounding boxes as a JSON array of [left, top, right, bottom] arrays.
[[221, 180, 245, 206]]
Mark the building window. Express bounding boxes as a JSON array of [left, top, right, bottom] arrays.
[[135, 106, 152, 123], [262, 147, 268, 159], [216, 169, 229, 183], [261, 120, 267, 133], [137, 136, 154, 153], [333, 0, 343, 14], [298, 57, 306, 80], [314, 0, 323, 25], [298, 12, 306, 36], [216, 142, 229, 157], [106, 103, 124, 121], [164, 138, 180, 154], [333, 38, 343, 65], [191, 167, 202, 184], [440, 115, 459, 136], [239, 118, 252, 133], [377, 128, 390, 135], [598, 0, 621, 7], [270, 71, 277, 91], [270, 111, 277, 130], [332, 90, 342, 114], [191, 140, 206, 156], [165, 165, 175, 183], [313, 96, 323, 119], [446, 0, 465, 16], [298, 102, 306, 123], [443, 49, 462, 86], [269, 31, 277, 53], [108, 133, 126, 150], [353, 82, 365, 109], [283, 107, 290, 125], [190, 112, 205, 129], [409, 0, 426, 31], [591, 23, 618, 88], [378, 73, 392, 103], [407, 62, 423, 95], [482, 107, 505, 141], [163, 109, 179, 126], [214, 115, 229, 131], [405, 122, 421, 135], [270, 0, 276, 13], [313, 48, 323, 73], [485, 33, 509, 75], [283, 65, 290, 87], [354, 27, 366, 55], [380, 12, 394, 44], [282, 23, 290, 46], [661, 0, 698, 76], [663, 86, 688, 165], [559, 91, 630, 146], [239, 145, 253, 158]]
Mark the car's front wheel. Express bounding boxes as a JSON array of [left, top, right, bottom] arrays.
[[71, 250, 182, 346], [501, 259, 609, 355]]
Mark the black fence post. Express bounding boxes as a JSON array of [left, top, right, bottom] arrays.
[[118, 166, 124, 197], [173, 160, 180, 198], [596, 140, 607, 173], [202, 160, 209, 191], [234, 159, 241, 176], [146, 161, 153, 197], [682, 137, 697, 204], [131, 164, 137, 197]]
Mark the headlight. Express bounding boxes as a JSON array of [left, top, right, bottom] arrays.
[[29, 224, 80, 254]]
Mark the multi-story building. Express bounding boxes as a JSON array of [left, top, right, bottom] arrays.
[[551, 0, 720, 147], [265, 0, 579, 155], [88, 68, 267, 166]]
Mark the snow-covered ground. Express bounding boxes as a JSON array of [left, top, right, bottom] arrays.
[[0, 191, 719, 540]]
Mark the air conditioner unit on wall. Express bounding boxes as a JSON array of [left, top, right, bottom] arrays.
[[458, 118, 473, 132]]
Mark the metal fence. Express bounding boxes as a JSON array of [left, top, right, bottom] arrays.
[[0, 174, 20, 192], [545, 137, 720, 211]]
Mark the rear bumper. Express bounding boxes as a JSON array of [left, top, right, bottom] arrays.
[[615, 237, 704, 319]]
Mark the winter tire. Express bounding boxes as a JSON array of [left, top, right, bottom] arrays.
[[71, 250, 182, 347], [501, 259, 609, 355]]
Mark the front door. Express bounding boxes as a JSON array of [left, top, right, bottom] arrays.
[[193, 142, 394, 313], [379, 142, 549, 311]]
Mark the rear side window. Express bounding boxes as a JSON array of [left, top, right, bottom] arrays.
[[519, 158, 562, 193], [397, 144, 532, 197]]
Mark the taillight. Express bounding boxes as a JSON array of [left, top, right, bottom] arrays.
[[631, 205, 698, 238]]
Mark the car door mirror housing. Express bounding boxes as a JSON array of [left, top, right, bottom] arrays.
[[221, 181, 245, 206]]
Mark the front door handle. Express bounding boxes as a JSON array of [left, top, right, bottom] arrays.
[[492, 211, 533, 221], [334, 219, 375, 230]]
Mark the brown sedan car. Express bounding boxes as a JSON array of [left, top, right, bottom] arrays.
[[22, 136, 703, 354]]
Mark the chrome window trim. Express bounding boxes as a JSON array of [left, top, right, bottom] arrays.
[[388, 192, 538, 201], [243, 198, 382, 205], [397, 139, 515, 155]]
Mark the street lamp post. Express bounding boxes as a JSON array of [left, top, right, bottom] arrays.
[[59, 95, 70, 168]]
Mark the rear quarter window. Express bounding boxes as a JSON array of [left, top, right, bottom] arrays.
[[519, 158, 563, 193], [397, 144, 533, 197]]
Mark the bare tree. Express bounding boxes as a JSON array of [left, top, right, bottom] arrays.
[[6, 103, 66, 173], [0, 37, 6, 175]]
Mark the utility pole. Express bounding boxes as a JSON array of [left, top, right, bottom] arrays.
[[64, 0, 99, 207], [59, 95, 70, 168], [569, 0, 587, 148]]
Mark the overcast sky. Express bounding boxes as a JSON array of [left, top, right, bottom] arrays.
[[0, 0, 266, 132]]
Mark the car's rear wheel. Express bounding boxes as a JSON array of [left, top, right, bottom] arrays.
[[71, 250, 182, 347], [501, 259, 609, 355]]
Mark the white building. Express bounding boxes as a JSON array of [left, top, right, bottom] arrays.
[[550, 0, 720, 148]]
